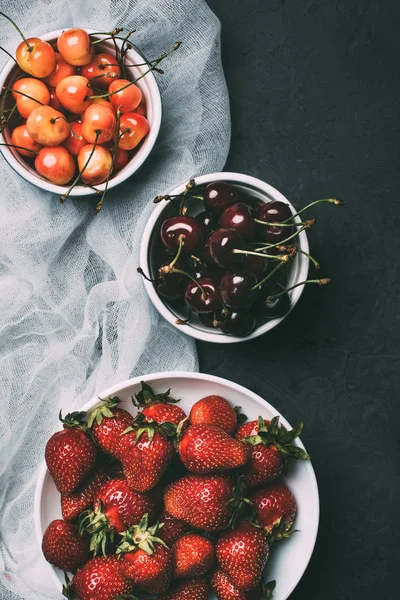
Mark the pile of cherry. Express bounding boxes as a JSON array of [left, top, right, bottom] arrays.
[[0, 14, 177, 211], [42, 383, 309, 600], [146, 179, 341, 336]]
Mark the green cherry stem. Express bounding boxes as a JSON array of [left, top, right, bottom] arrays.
[[4, 87, 44, 104], [0, 142, 37, 154], [296, 249, 320, 269], [95, 109, 122, 213], [282, 198, 343, 222], [0, 12, 32, 52], [0, 46, 17, 63], [61, 131, 100, 203], [168, 235, 185, 269], [254, 218, 308, 227], [250, 262, 286, 292], [232, 249, 290, 262], [254, 223, 313, 251], [51, 116, 81, 139], [0, 104, 17, 133], [162, 267, 210, 299], [266, 278, 331, 300]]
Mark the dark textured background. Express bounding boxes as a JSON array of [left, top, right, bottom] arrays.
[[202, 1, 399, 598]]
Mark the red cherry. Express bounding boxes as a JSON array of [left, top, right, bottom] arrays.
[[16, 37, 56, 78], [81, 104, 117, 144], [81, 53, 121, 89], [11, 124, 42, 157], [63, 121, 86, 157], [57, 28, 94, 66], [219, 202, 255, 240], [108, 79, 142, 114], [203, 181, 237, 214], [160, 217, 203, 253], [116, 113, 149, 150], [44, 52, 76, 87], [184, 278, 221, 313], [208, 228, 245, 268], [77, 144, 112, 185], [56, 75, 94, 114], [35, 146, 75, 185]]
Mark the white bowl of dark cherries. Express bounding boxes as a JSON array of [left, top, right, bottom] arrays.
[[139, 172, 341, 343]]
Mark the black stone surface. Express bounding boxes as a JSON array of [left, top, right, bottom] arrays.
[[201, 1, 399, 598]]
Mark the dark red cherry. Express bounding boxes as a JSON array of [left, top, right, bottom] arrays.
[[156, 259, 188, 300], [203, 181, 237, 214], [198, 311, 222, 328], [256, 201, 294, 244], [208, 228, 245, 269], [219, 202, 255, 240], [256, 288, 291, 319], [184, 277, 221, 313], [161, 216, 203, 252], [220, 270, 257, 309], [196, 211, 218, 234], [242, 252, 269, 276], [220, 311, 256, 336]]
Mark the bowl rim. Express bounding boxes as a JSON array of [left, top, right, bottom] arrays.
[[0, 28, 162, 196], [34, 370, 320, 600], [139, 172, 310, 343]]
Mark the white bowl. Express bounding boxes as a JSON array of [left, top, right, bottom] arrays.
[[34, 371, 319, 600], [140, 173, 310, 343], [0, 29, 162, 196]]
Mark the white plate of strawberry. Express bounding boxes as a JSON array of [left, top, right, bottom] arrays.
[[34, 371, 319, 600]]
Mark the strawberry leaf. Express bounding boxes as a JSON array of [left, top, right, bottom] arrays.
[[263, 580, 276, 599], [87, 396, 121, 428], [62, 573, 74, 599], [245, 416, 310, 462], [117, 514, 168, 556], [133, 381, 180, 408], [234, 406, 248, 425], [60, 410, 88, 430]]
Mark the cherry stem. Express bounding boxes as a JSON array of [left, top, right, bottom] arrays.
[[169, 268, 209, 299], [0, 46, 17, 63], [168, 236, 184, 269], [61, 131, 100, 203], [267, 278, 331, 300], [254, 223, 312, 251], [0, 142, 37, 154], [254, 218, 307, 227], [89, 42, 182, 100], [137, 267, 155, 283], [250, 262, 286, 292], [283, 198, 343, 222], [89, 72, 120, 84], [95, 109, 122, 213], [5, 87, 44, 105], [232, 249, 289, 262], [295, 249, 320, 269], [0, 12, 32, 52], [51, 116, 81, 139], [0, 104, 17, 133]]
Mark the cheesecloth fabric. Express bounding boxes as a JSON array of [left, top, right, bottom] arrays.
[[0, 0, 230, 597]]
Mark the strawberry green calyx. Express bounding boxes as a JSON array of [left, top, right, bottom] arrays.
[[227, 475, 254, 527], [79, 501, 115, 557], [87, 396, 121, 428], [234, 406, 248, 426], [133, 381, 180, 408], [59, 410, 88, 431], [122, 412, 177, 444], [62, 573, 74, 600], [261, 580, 277, 599], [117, 514, 168, 556], [268, 516, 298, 544], [245, 416, 310, 462]]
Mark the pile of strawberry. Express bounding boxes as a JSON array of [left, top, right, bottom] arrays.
[[42, 382, 309, 600]]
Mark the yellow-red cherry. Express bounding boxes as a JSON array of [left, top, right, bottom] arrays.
[[43, 52, 76, 87], [26, 105, 70, 146], [12, 78, 50, 119], [57, 28, 94, 66], [81, 103, 117, 144], [35, 146, 75, 185], [16, 37, 56, 78], [108, 79, 142, 114], [11, 124, 42, 157], [63, 121, 86, 157], [77, 144, 112, 185], [56, 75, 93, 114], [116, 113, 149, 150], [81, 53, 121, 89]]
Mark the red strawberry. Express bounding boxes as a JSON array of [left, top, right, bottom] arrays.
[[158, 508, 190, 546], [164, 577, 209, 600], [250, 482, 297, 536], [71, 556, 134, 600], [118, 515, 172, 594], [164, 473, 235, 531], [61, 467, 110, 521], [216, 522, 270, 591], [235, 416, 309, 488], [190, 395, 237, 434], [211, 568, 276, 600], [117, 415, 174, 492], [80, 478, 159, 555], [134, 380, 188, 426], [88, 396, 132, 458], [42, 519, 89, 572], [172, 533, 215, 578], [179, 424, 249, 474], [45, 411, 97, 494]]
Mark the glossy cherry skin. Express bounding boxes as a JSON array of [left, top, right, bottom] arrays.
[[203, 181, 237, 214], [257, 201, 294, 243], [208, 228, 245, 269], [220, 270, 257, 309], [184, 278, 221, 313], [81, 53, 121, 89], [256, 286, 291, 319], [196, 211, 218, 235], [161, 217, 203, 253], [220, 311, 256, 336], [198, 311, 222, 328], [242, 252, 269, 276], [219, 202, 255, 240], [156, 260, 188, 300]]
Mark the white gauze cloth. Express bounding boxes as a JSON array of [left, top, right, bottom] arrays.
[[0, 0, 230, 597]]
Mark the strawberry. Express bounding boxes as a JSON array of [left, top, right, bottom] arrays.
[[117, 514, 172, 594], [189, 395, 237, 434], [158, 508, 190, 546], [134, 380, 188, 426], [61, 467, 110, 521], [71, 556, 134, 600], [88, 396, 132, 458], [80, 478, 159, 555], [235, 416, 309, 488], [216, 521, 270, 591], [164, 577, 209, 600], [172, 533, 215, 578], [211, 568, 276, 600], [41, 519, 89, 572], [179, 424, 249, 474], [164, 473, 235, 531], [45, 411, 97, 494], [117, 414, 175, 492], [250, 482, 297, 536]]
